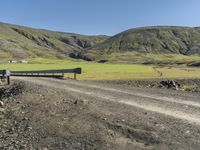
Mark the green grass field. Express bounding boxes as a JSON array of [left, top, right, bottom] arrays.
[[105, 52, 200, 65], [0, 58, 200, 80]]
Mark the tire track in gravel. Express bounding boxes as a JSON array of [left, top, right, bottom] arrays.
[[35, 77, 200, 108], [14, 77, 200, 125]]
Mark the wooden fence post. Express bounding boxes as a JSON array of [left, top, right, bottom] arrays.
[[74, 73, 77, 80], [7, 76, 10, 85], [6, 70, 11, 85]]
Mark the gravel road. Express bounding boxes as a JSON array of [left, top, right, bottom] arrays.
[[1, 77, 200, 149]]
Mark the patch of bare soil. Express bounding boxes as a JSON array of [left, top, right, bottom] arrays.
[[102, 79, 200, 92], [0, 82, 107, 149], [0, 81, 158, 150], [1, 79, 200, 150]]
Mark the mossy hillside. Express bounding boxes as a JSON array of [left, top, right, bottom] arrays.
[[0, 22, 108, 59], [80, 26, 200, 62]]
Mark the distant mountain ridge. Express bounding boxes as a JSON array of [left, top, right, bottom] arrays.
[[0, 23, 200, 64], [77, 26, 200, 61], [0, 22, 108, 59]]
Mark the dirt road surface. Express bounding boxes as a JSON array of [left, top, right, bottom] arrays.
[[1, 77, 200, 150]]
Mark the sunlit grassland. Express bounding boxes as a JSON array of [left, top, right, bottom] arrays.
[[105, 52, 200, 65], [158, 67, 200, 78], [0, 58, 200, 80]]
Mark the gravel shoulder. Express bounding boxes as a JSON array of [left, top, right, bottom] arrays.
[[100, 78, 200, 92], [0, 77, 200, 149]]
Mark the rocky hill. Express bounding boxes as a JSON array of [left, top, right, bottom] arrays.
[[0, 22, 108, 60], [76, 26, 200, 61], [1, 23, 200, 64]]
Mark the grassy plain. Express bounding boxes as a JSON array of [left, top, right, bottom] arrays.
[[104, 52, 200, 65], [0, 58, 200, 80]]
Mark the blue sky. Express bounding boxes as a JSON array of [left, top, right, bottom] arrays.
[[0, 0, 199, 35]]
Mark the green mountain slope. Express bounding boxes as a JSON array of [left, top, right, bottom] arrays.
[[0, 22, 108, 59], [1, 23, 200, 65], [76, 26, 200, 62]]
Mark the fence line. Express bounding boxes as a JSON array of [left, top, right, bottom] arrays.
[[0, 68, 82, 85]]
